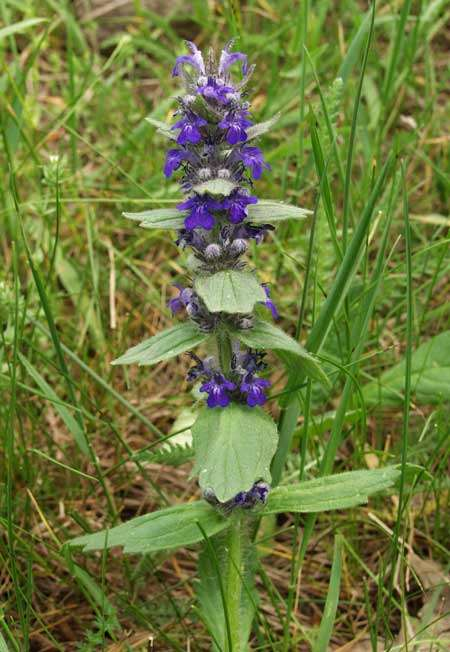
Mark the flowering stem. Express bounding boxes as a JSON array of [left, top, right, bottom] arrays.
[[218, 329, 233, 374], [225, 513, 243, 651]]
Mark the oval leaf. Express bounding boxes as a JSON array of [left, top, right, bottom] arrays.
[[69, 501, 229, 554], [247, 200, 312, 223], [145, 117, 176, 140], [262, 467, 400, 514], [246, 114, 280, 140], [236, 319, 330, 387], [112, 322, 209, 366], [192, 178, 237, 196], [192, 404, 278, 502], [195, 271, 266, 314], [123, 207, 185, 230]]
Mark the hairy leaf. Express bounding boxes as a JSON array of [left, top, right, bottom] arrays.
[[134, 443, 194, 467], [123, 207, 185, 230], [246, 114, 280, 140], [145, 117, 176, 140], [236, 319, 330, 387], [363, 331, 450, 406], [69, 502, 229, 554], [112, 322, 209, 366], [192, 404, 278, 502], [263, 467, 400, 514], [195, 270, 266, 314], [193, 178, 238, 196], [247, 200, 312, 223], [196, 534, 258, 651]]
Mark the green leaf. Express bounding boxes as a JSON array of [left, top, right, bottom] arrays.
[[235, 319, 330, 387], [246, 114, 280, 140], [192, 404, 278, 502], [192, 178, 238, 196], [196, 534, 258, 652], [69, 501, 229, 554], [196, 544, 228, 651], [195, 270, 266, 314], [145, 116, 175, 140], [112, 322, 209, 366], [363, 331, 450, 406], [247, 200, 312, 223], [312, 536, 342, 652], [123, 207, 185, 230], [133, 443, 194, 467], [263, 467, 400, 514]]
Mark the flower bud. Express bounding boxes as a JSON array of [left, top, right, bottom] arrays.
[[197, 167, 212, 179], [230, 238, 247, 255], [205, 243, 222, 259]]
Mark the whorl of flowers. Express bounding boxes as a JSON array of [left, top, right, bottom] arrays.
[[166, 40, 276, 413]]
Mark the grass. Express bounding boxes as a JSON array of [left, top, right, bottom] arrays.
[[1, 0, 449, 649]]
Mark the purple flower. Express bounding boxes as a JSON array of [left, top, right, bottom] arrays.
[[248, 481, 270, 504], [168, 284, 196, 314], [172, 114, 207, 145], [200, 373, 236, 408], [219, 110, 253, 145], [260, 284, 279, 319], [240, 146, 270, 179], [164, 149, 192, 177], [177, 195, 222, 231], [176, 228, 207, 251], [222, 190, 258, 224], [240, 374, 271, 407], [219, 41, 248, 76], [236, 222, 274, 244], [234, 350, 267, 376], [172, 41, 205, 77], [197, 77, 235, 104]]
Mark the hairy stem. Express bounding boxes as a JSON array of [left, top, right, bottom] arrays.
[[218, 329, 233, 373], [225, 514, 243, 651]]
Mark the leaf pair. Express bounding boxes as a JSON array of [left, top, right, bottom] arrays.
[[113, 276, 328, 389], [123, 199, 311, 230], [69, 466, 401, 554]]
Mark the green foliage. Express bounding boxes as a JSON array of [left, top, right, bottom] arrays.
[[69, 502, 229, 554], [235, 318, 329, 387], [195, 270, 266, 314], [312, 536, 342, 652], [193, 178, 238, 196], [134, 442, 194, 467], [246, 114, 280, 140], [263, 467, 401, 514], [192, 404, 278, 502], [123, 207, 185, 230], [196, 531, 258, 652], [363, 331, 450, 406], [247, 200, 312, 223], [112, 322, 209, 366]]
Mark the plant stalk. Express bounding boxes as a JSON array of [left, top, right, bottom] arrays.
[[226, 514, 243, 651], [217, 325, 246, 650], [218, 329, 233, 373]]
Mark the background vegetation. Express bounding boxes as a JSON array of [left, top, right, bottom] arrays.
[[0, 0, 448, 649]]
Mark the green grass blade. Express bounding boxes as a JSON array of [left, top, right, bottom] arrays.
[[312, 536, 343, 652]]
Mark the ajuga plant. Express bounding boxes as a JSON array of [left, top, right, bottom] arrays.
[[69, 41, 402, 649]]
